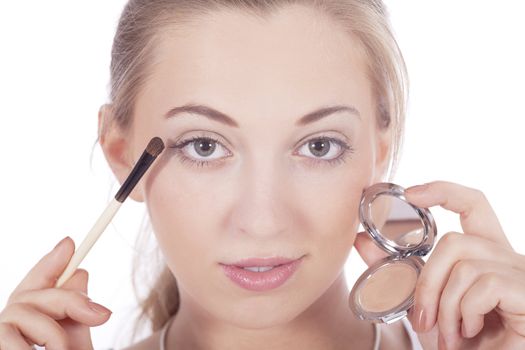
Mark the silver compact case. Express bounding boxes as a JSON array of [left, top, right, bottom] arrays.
[[349, 182, 437, 324]]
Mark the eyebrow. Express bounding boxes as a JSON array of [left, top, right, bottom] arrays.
[[164, 103, 361, 127]]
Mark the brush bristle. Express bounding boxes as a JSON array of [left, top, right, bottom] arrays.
[[146, 137, 165, 157]]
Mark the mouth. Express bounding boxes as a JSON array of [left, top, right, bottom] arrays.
[[225, 256, 302, 268], [239, 266, 282, 272], [219, 255, 305, 292]]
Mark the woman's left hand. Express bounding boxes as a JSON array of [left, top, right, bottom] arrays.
[[405, 181, 525, 350]]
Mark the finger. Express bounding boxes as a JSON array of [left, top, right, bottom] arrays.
[[11, 237, 75, 296], [56, 268, 98, 349], [0, 303, 69, 349], [0, 323, 33, 349], [411, 232, 525, 333], [460, 271, 525, 338], [404, 321, 440, 350], [61, 268, 88, 294], [11, 288, 111, 327], [353, 231, 390, 267], [437, 260, 518, 349], [405, 181, 512, 249]]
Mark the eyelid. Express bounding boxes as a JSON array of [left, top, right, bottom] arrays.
[[170, 130, 231, 147], [170, 135, 232, 157], [295, 130, 352, 147], [294, 130, 352, 151]]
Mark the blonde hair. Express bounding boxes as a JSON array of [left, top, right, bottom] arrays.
[[99, 0, 408, 336]]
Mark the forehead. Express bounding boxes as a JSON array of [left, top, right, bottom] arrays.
[[140, 4, 373, 125]]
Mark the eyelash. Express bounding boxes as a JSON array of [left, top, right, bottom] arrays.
[[168, 135, 354, 169]]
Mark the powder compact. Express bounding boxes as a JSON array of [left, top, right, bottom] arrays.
[[349, 182, 437, 324]]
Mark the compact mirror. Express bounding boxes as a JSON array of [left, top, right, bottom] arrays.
[[349, 183, 437, 324], [371, 195, 424, 247]]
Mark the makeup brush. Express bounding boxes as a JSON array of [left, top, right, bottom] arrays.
[[55, 136, 165, 288]]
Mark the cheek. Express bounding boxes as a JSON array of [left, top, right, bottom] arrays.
[[289, 154, 374, 269], [301, 139, 374, 229], [298, 170, 368, 258], [143, 163, 227, 277]]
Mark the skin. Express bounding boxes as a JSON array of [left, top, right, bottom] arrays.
[[116, 5, 393, 349], [1, 4, 524, 350]]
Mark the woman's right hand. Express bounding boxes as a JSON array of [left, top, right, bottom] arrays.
[[0, 237, 112, 350]]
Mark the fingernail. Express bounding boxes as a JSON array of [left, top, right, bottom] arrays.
[[406, 183, 428, 194], [87, 300, 112, 315], [52, 236, 70, 251], [412, 305, 426, 332]]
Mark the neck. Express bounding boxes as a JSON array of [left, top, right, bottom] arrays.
[[167, 272, 376, 350]]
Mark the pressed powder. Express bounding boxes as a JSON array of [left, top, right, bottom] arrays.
[[358, 263, 417, 313], [350, 182, 437, 323]]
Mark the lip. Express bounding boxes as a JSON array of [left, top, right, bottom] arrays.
[[220, 255, 305, 292], [225, 256, 302, 268]]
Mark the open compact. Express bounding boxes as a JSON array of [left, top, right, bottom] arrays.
[[349, 182, 437, 324]]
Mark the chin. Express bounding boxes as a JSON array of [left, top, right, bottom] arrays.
[[217, 296, 308, 329]]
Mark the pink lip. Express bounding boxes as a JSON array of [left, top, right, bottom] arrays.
[[227, 256, 301, 267], [220, 256, 304, 292]]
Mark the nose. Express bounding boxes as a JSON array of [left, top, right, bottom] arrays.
[[228, 156, 292, 238]]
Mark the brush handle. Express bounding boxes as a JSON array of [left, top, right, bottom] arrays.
[[55, 198, 122, 288]]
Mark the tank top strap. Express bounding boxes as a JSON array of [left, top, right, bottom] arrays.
[[400, 317, 424, 350], [159, 316, 175, 350]]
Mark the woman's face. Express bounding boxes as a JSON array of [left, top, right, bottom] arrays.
[[107, 4, 390, 328]]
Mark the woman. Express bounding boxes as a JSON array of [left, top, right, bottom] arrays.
[[1, 0, 524, 349]]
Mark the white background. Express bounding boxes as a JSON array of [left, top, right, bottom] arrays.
[[0, 1, 524, 348]]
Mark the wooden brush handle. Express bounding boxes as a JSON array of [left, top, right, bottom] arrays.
[[55, 198, 122, 288]]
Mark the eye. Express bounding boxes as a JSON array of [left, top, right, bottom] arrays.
[[296, 137, 350, 161], [169, 136, 231, 167], [186, 138, 226, 159], [169, 134, 353, 169]]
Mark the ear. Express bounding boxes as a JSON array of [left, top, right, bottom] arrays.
[[98, 104, 145, 202]]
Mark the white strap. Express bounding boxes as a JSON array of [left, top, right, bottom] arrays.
[[401, 317, 423, 350], [159, 317, 174, 350], [373, 323, 381, 350]]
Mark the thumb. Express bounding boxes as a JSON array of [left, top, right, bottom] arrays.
[[353, 231, 390, 267], [61, 268, 88, 294]]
